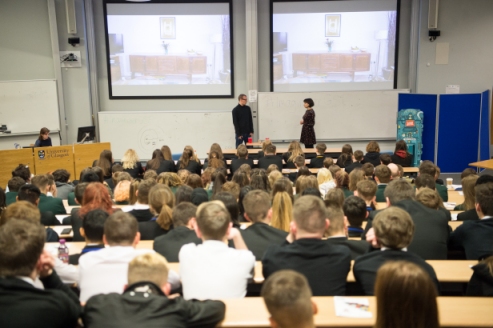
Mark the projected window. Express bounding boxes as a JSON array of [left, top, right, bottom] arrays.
[[272, 0, 398, 92], [104, 1, 233, 98]]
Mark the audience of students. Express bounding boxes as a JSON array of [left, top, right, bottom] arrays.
[[355, 179, 377, 211], [334, 170, 352, 198], [17, 184, 59, 226], [454, 174, 479, 211], [69, 209, 108, 265], [390, 140, 413, 167], [121, 148, 144, 179], [52, 169, 74, 200], [467, 255, 493, 296], [374, 165, 391, 202], [363, 141, 381, 166], [317, 168, 335, 198], [344, 150, 364, 174], [231, 144, 254, 174], [139, 183, 174, 240], [336, 143, 353, 168], [309, 143, 327, 168], [6, 176, 25, 205], [348, 168, 366, 193], [177, 145, 202, 175], [283, 141, 304, 169], [343, 196, 367, 238], [258, 144, 283, 171], [419, 160, 448, 201], [31, 174, 66, 215], [93, 149, 114, 180]]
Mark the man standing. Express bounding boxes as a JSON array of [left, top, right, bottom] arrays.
[[232, 94, 253, 147]]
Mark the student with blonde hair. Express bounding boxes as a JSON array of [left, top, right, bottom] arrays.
[[374, 261, 439, 328], [261, 270, 316, 328], [268, 170, 283, 188], [317, 168, 335, 198], [454, 174, 479, 210], [271, 187, 293, 233], [121, 149, 143, 179], [295, 175, 318, 196], [82, 253, 225, 327], [113, 180, 131, 205], [157, 172, 182, 194], [283, 141, 304, 169], [258, 139, 273, 158]]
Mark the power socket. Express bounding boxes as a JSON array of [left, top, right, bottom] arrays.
[[60, 50, 82, 68]]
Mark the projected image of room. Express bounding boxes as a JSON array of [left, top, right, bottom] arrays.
[[272, 0, 398, 92], [105, 1, 232, 98]]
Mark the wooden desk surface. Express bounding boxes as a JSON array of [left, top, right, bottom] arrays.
[[219, 296, 493, 327], [469, 159, 493, 170], [221, 148, 341, 155], [402, 167, 419, 173]]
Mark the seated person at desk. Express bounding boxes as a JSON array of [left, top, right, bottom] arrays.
[[179, 201, 255, 300], [92, 149, 114, 180], [419, 161, 448, 202], [467, 255, 493, 296], [336, 144, 353, 168], [363, 179, 449, 260], [309, 143, 327, 168], [33, 127, 52, 147], [83, 253, 225, 328], [230, 144, 254, 174], [379, 153, 392, 166], [5, 176, 25, 206], [454, 174, 479, 211], [261, 270, 317, 328], [240, 190, 288, 260], [354, 207, 439, 295], [344, 150, 364, 174], [139, 184, 174, 240], [69, 209, 108, 265], [262, 195, 351, 296], [78, 211, 180, 303], [288, 155, 306, 183], [374, 165, 391, 202], [258, 144, 283, 172], [282, 141, 304, 169], [0, 220, 80, 328], [177, 145, 202, 175], [52, 169, 74, 200], [31, 175, 65, 215], [257, 139, 273, 158], [390, 140, 413, 167], [362, 141, 381, 167], [449, 181, 493, 260], [343, 196, 368, 238], [355, 180, 377, 212], [457, 175, 493, 221], [154, 202, 201, 262], [325, 206, 370, 260], [62, 182, 88, 225], [123, 180, 155, 222], [374, 261, 439, 328], [17, 184, 59, 226]]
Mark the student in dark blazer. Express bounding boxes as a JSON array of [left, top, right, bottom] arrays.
[[262, 196, 351, 296], [126, 181, 155, 223], [362, 141, 381, 167], [391, 140, 413, 167], [355, 206, 439, 295], [419, 161, 448, 202], [343, 196, 368, 238], [240, 190, 288, 261], [176, 146, 202, 175], [309, 143, 327, 168], [449, 182, 493, 260], [230, 144, 254, 174], [457, 209, 480, 221], [16, 184, 60, 226], [154, 203, 201, 262], [363, 179, 449, 260], [374, 165, 391, 202], [69, 209, 107, 265], [287, 156, 307, 183], [258, 144, 283, 172], [466, 255, 493, 296], [135, 183, 173, 240], [31, 175, 66, 215], [344, 150, 364, 174], [6, 176, 26, 205], [121, 149, 144, 179], [325, 206, 370, 260], [0, 220, 81, 328]]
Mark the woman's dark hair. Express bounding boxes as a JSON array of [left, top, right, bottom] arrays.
[[38, 127, 50, 141], [250, 169, 270, 192], [160, 145, 173, 161], [211, 170, 226, 196], [238, 186, 252, 220], [213, 191, 240, 227], [179, 146, 194, 170], [147, 149, 164, 170], [90, 166, 105, 183], [394, 140, 409, 155], [207, 151, 225, 169], [95, 150, 112, 177], [52, 169, 70, 183], [301, 187, 321, 198], [303, 98, 314, 107], [338, 144, 353, 167], [296, 166, 311, 178], [175, 185, 193, 205], [232, 170, 250, 188]]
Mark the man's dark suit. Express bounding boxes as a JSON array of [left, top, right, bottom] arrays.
[[156, 160, 177, 174], [230, 158, 254, 174], [138, 221, 169, 240], [363, 200, 449, 259], [38, 193, 66, 215], [128, 209, 154, 222], [258, 155, 283, 172], [309, 155, 325, 168], [325, 236, 370, 260], [262, 239, 351, 296], [240, 222, 288, 260], [353, 249, 439, 295], [457, 209, 480, 221], [448, 218, 493, 260], [82, 282, 225, 328], [154, 226, 202, 262], [436, 183, 448, 202], [0, 272, 80, 328], [344, 161, 363, 174]]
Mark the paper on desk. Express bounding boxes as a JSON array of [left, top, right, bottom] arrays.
[[444, 202, 456, 210], [451, 213, 458, 221], [334, 297, 372, 318]]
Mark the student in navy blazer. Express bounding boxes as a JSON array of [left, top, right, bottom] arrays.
[[258, 144, 283, 172]]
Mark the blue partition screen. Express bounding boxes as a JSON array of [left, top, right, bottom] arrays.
[[438, 94, 481, 172], [398, 94, 437, 162], [480, 90, 491, 161]]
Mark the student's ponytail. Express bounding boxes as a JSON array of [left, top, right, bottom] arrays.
[[156, 204, 173, 230]]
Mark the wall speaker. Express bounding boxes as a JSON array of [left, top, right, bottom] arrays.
[[428, 0, 439, 29], [65, 0, 77, 34]]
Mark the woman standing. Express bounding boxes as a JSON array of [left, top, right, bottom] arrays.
[[299, 98, 316, 148]]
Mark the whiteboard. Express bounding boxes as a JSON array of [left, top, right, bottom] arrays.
[[0, 80, 60, 134], [98, 111, 235, 160], [258, 90, 409, 141]]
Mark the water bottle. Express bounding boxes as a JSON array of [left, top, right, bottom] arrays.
[[58, 239, 69, 264]]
